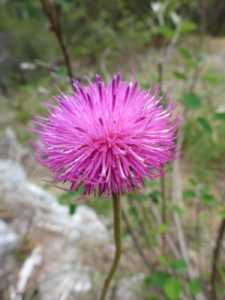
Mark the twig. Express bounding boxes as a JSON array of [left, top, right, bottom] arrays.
[[157, 61, 167, 254], [135, 197, 153, 233], [172, 132, 191, 268], [151, 204, 180, 258], [127, 197, 152, 250], [210, 216, 225, 300], [172, 133, 207, 300], [160, 174, 167, 253], [157, 61, 163, 85], [195, 191, 203, 277], [40, 0, 74, 88], [121, 208, 152, 271], [133, 194, 159, 258], [34, 59, 57, 72]]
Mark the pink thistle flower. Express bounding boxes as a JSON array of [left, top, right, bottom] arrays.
[[32, 74, 179, 197]]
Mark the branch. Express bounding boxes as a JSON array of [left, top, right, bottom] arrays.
[[127, 197, 152, 250], [40, 0, 74, 88], [34, 59, 57, 72], [172, 133, 207, 300], [121, 208, 152, 271], [172, 131, 193, 270], [210, 216, 225, 300], [151, 203, 180, 258]]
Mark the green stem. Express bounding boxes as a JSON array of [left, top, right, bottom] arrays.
[[99, 193, 121, 300]]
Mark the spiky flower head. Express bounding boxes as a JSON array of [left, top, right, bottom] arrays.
[[32, 74, 179, 197]]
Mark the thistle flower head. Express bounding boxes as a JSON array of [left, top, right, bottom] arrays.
[[32, 74, 179, 197]]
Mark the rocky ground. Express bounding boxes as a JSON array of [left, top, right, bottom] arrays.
[[0, 129, 145, 300]]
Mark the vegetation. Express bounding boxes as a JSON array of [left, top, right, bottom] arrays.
[[0, 0, 225, 299]]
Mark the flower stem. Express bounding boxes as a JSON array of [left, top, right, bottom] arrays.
[[99, 193, 121, 300]]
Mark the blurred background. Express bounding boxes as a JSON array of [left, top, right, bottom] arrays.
[[0, 0, 225, 300]]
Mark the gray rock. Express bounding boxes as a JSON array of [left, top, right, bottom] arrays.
[[0, 128, 28, 162], [114, 273, 146, 300], [0, 158, 26, 188], [0, 158, 110, 300], [0, 219, 19, 259]]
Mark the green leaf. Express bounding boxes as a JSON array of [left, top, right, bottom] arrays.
[[213, 113, 225, 122], [128, 207, 138, 217], [179, 47, 193, 61], [153, 26, 175, 39], [149, 191, 160, 204], [159, 224, 169, 234], [158, 255, 171, 267], [16, 111, 31, 123], [172, 71, 187, 80], [189, 178, 197, 186], [140, 194, 150, 201], [171, 259, 187, 273], [197, 117, 213, 134], [188, 278, 201, 295], [179, 21, 198, 33], [164, 278, 182, 300], [128, 192, 136, 200], [171, 204, 183, 215], [69, 204, 76, 215], [217, 210, 225, 218], [178, 47, 198, 68], [141, 82, 150, 90], [183, 189, 196, 199], [147, 296, 159, 300], [145, 271, 171, 288], [201, 192, 218, 207], [182, 92, 202, 110], [203, 70, 222, 84], [58, 191, 78, 204]]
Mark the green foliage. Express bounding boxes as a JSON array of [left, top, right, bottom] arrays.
[[158, 256, 170, 267], [164, 278, 182, 300], [171, 204, 183, 215], [158, 224, 169, 234], [145, 271, 171, 288], [203, 70, 223, 84], [88, 197, 111, 217], [179, 47, 194, 62], [213, 113, 225, 121], [197, 117, 213, 134], [179, 21, 198, 33], [58, 191, 80, 215], [171, 259, 187, 273], [182, 92, 202, 110], [145, 271, 183, 300], [13, 235, 33, 262], [172, 70, 187, 80], [153, 26, 175, 40], [183, 189, 196, 199], [15, 110, 32, 123], [141, 82, 151, 90], [69, 203, 76, 215], [58, 191, 77, 203], [148, 191, 161, 204], [217, 210, 225, 218], [188, 278, 202, 296]]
